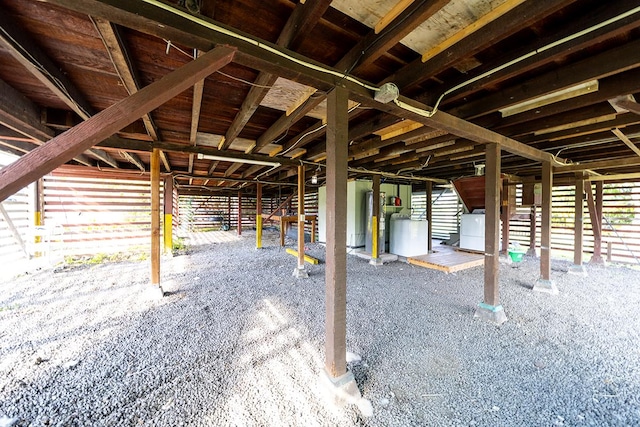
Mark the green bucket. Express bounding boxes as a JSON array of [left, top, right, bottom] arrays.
[[508, 250, 526, 263]]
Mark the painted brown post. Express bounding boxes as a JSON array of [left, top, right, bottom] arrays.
[[484, 143, 500, 307], [533, 160, 558, 293], [527, 205, 537, 257], [591, 181, 605, 264], [227, 195, 231, 230], [297, 165, 306, 272], [256, 182, 262, 249], [325, 87, 349, 378], [163, 175, 173, 254], [475, 143, 506, 324], [237, 190, 242, 236], [501, 179, 510, 254], [426, 181, 433, 253], [371, 174, 381, 262], [573, 175, 585, 269], [150, 148, 160, 286]]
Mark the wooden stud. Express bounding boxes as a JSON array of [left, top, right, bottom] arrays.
[[574, 174, 585, 266], [150, 148, 160, 286], [0, 46, 236, 202], [256, 182, 262, 249], [540, 161, 552, 280], [297, 165, 306, 270], [612, 128, 640, 157], [325, 87, 349, 378], [375, 0, 415, 34], [483, 143, 501, 307]]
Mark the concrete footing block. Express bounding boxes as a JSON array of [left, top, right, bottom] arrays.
[[320, 369, 372, 417], [533, 278, 559, 295], [144, 284, 164, 299], [369, 258, 384, 266], [292, 267, 309, 278], [568, 264, 588, 276], [474, 302, 508, 325]]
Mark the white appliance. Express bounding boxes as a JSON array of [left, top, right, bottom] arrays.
[[460, 212, 501, 252], [389, 214, 429, 257]]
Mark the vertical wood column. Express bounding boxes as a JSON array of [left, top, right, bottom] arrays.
[[483, 143, 500, 307], [589, 181, 605, 264], [256, 182, 262, 249], [237, 190, 242, 236], [325, 87, 348, 378], [34, 178, 44, 255], [573, 175, 585, 269], [426, 181, 432, 253], [297, 165, 306, 272], [227, 196, 231, 230], [150, 148, 161, 286], [501, 179, 510, 254], [533, 161, 558, 293], [371, 175, 381, 263], [163, 176, 173, 254], [475, 143, 506, 324], [527, 205, 537, 257]]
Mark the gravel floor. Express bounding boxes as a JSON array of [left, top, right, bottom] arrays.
[[1, 230, 639, 426]]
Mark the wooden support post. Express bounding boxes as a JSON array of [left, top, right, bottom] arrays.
[[527, 205, 537, 257], [589, 181, 605, 264], [474, 143, 507, 323], [370, 174, 381, 264], [426, 181, 433, 253], [227, 196, 231, 230], [501, 179, 510, 254], [163, 175, 173, 255], [34, 178, 43, 256], [534, 161, 558, 294], [237, 190, 242, 236], [575, 177, 585, 264], [325, 87, 350, 379], [150, 148, 161, 287], [256, 182, 262, 249], [294, 165, 307, 276], [0, 46, 236, 203]]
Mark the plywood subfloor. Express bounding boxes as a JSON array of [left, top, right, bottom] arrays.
[[408, 249, 484, 273]]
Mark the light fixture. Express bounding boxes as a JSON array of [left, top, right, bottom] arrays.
[[197, 153, 280, 167], [374, 82, 400, 104], [311, 174, 318, 184], [499, 80, 599, 118]]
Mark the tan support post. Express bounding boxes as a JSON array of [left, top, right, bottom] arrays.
[[534, 161, 558, 294], [163, 175, 173, 255], [150, 148, 161, 290], [293, 165, 308, 278], [569, 174, 587, 275], [256, 182, 262, 249]]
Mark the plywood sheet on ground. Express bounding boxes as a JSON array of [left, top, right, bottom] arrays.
[[408, 250, 484, 273]]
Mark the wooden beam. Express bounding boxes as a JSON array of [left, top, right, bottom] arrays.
[[421, 0, 527, 62], [224, 163, 243, 177], [325, 86, 349, 378], [120, 151, 145, 171], [0, 46, 236, 202], [555, 156, 640, 172], [612, 128, 640, 157], [610, 95, 640, 115], [375, 0, 415, 34], [0, 11, 119, 169], [150, 147, 160, 285], [189, 49, 205, 173], [389, 0, 576, 90], [484, 143, 501, 307], [48, 0, 555, 164], [453, 38, 640, 120], [221, 0, 332, 150]]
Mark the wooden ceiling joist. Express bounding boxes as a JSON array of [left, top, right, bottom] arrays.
[[221, 0, 333, 151], [0, 11, 119, 169], [0, 46, 237, 202]]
